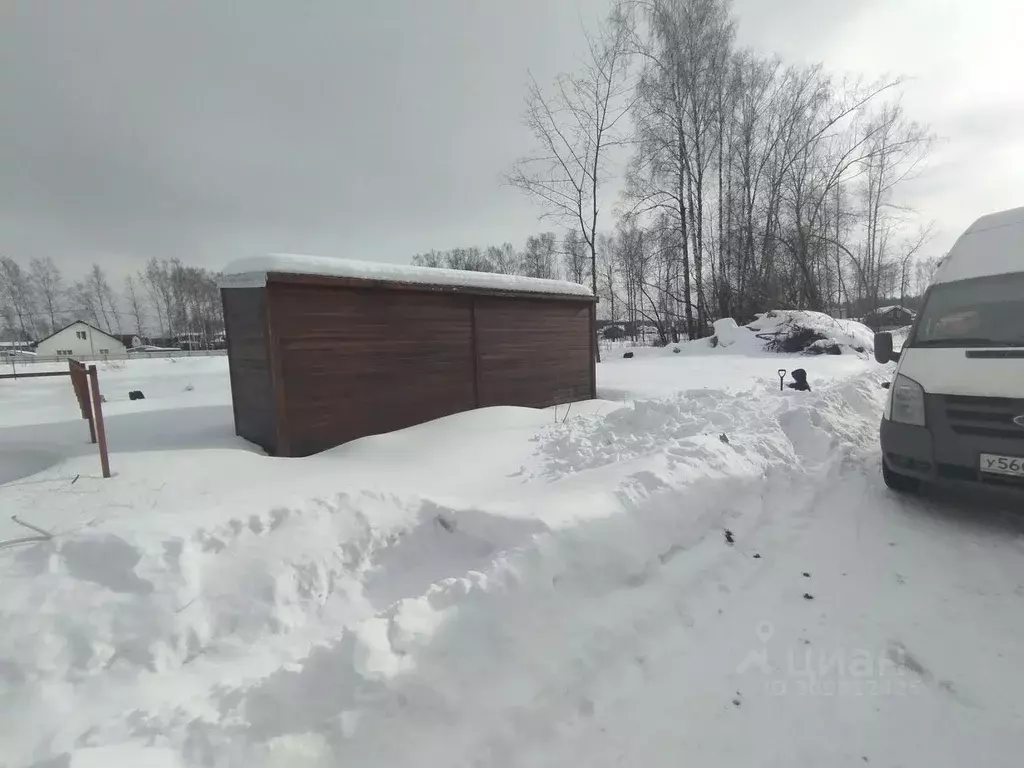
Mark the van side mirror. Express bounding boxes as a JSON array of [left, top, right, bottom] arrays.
[[873, 332, 900, 364]]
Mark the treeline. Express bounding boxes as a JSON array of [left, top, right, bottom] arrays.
[[411, 230, 591, 284], [0, 255, 224, 342], [507, 0, 940, 343]]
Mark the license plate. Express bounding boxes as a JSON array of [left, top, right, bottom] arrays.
[[980, 454, 1024, 477]]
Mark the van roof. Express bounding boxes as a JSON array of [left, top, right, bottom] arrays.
[[933, 206, 1024, 285]]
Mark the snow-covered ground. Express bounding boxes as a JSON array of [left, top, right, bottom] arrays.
[[2, 349, 1023, 768]]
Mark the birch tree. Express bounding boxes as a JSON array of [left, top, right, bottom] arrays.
[[0, 256, 37, 340], [29, 257, 64, 335], [124, 274, 146, 338], [625, 0, 735, 338], [562, 230, 590, 285], [509, 4, 633, 360]]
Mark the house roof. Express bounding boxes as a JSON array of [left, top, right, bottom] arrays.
[[34, 320, 125, 347]]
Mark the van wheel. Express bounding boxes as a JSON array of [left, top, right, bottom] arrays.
[[882, 461, 921, 493]]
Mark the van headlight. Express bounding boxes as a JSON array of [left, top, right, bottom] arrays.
[[891, 374, 926, 427]]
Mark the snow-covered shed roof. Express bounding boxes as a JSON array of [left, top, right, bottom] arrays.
[[220, 254, 593, 298], [868, 305, 915, 316]]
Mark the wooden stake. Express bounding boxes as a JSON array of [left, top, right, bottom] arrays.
[[69, 361, 96, 443], [88, 365, 111, 478]]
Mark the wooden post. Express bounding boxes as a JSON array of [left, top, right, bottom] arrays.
[[69, 360, 96, 443], [589, 301, 598, 400], [87, 365, 111, 478]]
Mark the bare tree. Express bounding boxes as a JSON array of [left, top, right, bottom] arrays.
[[123, 274, 146, 338], [77, 264, 119, 334], [625, 0, 735, 338], [509, 4, 633, 360], [596, 233, 620, 322], [142, 259, 175, 339], [562, 230, 590, 285], [522, 232, 559, 279], [913, 254, 942, 296], [29, 257, 64, 335], [844, 101, 934, 313], [0, 256, 37, 341], [411, 250, 446, 269], [486, 243, 522, 275], [445, 246, 493, 272]]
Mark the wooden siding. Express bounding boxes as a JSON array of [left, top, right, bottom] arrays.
[[268, 283, 477, 457], [221, 288, 277, 452], [475, 297, 593, 409], [223, 275, 596, 457]]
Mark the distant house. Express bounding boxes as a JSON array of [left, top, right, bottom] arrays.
[[862, 306, 916, 331], [34, 321, 127, 358]]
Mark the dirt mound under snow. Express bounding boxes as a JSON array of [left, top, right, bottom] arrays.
[[713, 310, 874, 356]]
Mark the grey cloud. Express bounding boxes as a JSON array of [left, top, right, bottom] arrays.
[[1, 0, 609, 275], [2, 0, 1021, 278]]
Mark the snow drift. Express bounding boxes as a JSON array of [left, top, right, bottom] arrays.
[[1, 369, 890, 767]]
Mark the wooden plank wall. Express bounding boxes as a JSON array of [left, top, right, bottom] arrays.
[[269, 283, 477, 457], [233, 281, 596, 456], [474, 296, 593, 409], [221, 288, 277, 452]]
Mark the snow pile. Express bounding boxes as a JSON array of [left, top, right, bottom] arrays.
[[220, 253, 593, 297], [537, 389, 790, 478], [744, 310, 874, 356], [1, 368, 889, 767], [600, 311, 873, 362], [7, 351, 1023, 767], [712, 317, 741, 347], [539, 375, 882, 480]]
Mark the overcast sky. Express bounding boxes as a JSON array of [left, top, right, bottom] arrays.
[[2, 0, 1022, 279]]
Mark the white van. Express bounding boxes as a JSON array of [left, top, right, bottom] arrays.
[[875, 205, 1024, 493]]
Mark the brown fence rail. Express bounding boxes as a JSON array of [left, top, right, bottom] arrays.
[[0, 359, 111, 478]]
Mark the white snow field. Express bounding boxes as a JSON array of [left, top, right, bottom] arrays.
[[2, 347, 1024, 768]]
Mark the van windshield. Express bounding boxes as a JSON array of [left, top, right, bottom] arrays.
[[912, 272, 1024, 348]]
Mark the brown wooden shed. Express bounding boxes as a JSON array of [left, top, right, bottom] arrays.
[[220, 255, 597, 457]]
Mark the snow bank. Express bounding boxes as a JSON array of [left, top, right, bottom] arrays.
[[0, 363, 890, 767], [7, 345, 1024, 767], [220, 253, 593, 297]]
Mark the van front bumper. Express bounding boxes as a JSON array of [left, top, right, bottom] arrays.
[[880, 419, 935, 479], [881, 398, 1024, 492]]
